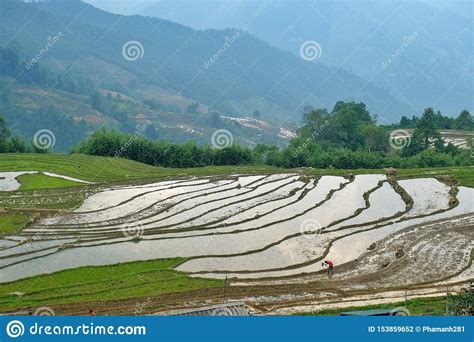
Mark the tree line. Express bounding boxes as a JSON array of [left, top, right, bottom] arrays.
[[72, 129, 253, 168], [72, 101, 473, 169], [267, 102, 473, 169], [395, 110, 473, 131], [1, 100, 473, 169], [0, 114, 45, 153]]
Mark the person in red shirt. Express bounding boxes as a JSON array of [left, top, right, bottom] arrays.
[[323, 260, 334, 275]]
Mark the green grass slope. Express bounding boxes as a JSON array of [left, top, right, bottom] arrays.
[[1, 154, 473, 186], [17, 173, 83, 191], [297, 296, 448, 316], [0, 258, 223, 312], [0, 153, 288, 183], [0, 212, 32, 235], [0, 154, 164, 182]]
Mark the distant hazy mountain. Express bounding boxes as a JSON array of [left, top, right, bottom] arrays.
[[105, 0, 473, 117], [0, 0, 411, 127]]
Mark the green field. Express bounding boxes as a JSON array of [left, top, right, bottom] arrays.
[[0, 212, 32, 234], [0, 258, 223, 312], [0, 153, 285, 183], [17, 173, 83, 190], [0, 154, 165, 182], [1, 154, 473, 186], [297, 296, 448, 316]]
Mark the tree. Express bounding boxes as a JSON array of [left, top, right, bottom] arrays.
[[210, 112, 222, 127], [360, 124, 387, 153], [7, 136, 28, 153], [186, 102, 200, 114], [399, 115, 411, 127], [454, 110, 473, 130], [327, 101, 374, 150], [414, 107, 442, 149], [91, 91, 103, 111], [0, 113, 10, 152]]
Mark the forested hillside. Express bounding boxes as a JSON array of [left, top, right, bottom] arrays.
[[132, 0, 473, 116], [0, 0, 415, 151], [73, 101, 474, 169]]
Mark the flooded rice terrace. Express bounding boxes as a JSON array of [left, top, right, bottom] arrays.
[[1, 173, 473, 289]]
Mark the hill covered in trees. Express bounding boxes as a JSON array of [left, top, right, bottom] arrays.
[[127, 0, 473, 117], [0, 45, 291, 151], [0, 0, 415, 151], [73, 101, 473, 169]]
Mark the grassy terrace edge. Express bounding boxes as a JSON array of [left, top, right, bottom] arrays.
[[0, 258, 223, 312], [0, 154, 473, 186], [296, 296, 450, 316], [17, 173, 84, 191], [0, 154, 285, 183]]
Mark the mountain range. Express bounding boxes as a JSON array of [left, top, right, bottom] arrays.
[[90, 0, 473, 118], [0, 0, 471, 150]]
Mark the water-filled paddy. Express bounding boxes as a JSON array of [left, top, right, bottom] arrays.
[[1, 174, 472, 284]]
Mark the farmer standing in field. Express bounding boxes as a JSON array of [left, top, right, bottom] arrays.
[[323, 260, 334, 275]]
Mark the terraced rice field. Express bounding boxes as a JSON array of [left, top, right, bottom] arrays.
[[1, 172, 472, 298]]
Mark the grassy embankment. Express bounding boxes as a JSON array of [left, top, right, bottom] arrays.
[[298, 296, 448, 316], [17, 173, 83, 190], [0, 153, 284, 183], [0, 212, 31, 234], [1, 153, 473, 185], [0, 258, 223, 312]]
